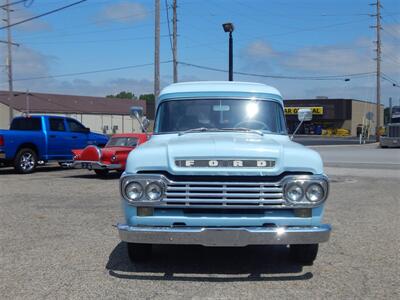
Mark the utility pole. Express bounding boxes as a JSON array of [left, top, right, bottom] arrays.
[[172, 0, 178, 83], [4, 0, 14, 125], [371, 0, 382, 141], [154, 0, 160, 102]]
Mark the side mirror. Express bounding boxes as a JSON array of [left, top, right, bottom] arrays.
[[142, 118, 150, 131], [298, 108, 313, 122], [291, 108, 312, 140], [83, 127, 90, 133], [130, 106, 148, 133], [130, 106, 143, 119]]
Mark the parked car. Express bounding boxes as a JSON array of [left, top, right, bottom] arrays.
[[71, 133, 149, 177], [117, 81, 331, 265], [0, 115, 108, 174]]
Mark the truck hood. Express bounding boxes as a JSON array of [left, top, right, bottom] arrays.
[[125, 132, 324, 176]]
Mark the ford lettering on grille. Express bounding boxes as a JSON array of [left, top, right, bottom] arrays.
[[175, 159, 275, 168]]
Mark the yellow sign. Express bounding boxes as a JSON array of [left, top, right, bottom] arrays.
[[284, 107, 324, 115]]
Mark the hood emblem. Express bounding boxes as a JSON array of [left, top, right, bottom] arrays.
[[175, 159, 275, 168]]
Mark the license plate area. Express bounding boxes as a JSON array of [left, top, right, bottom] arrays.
[[81, 162, 92, 169]]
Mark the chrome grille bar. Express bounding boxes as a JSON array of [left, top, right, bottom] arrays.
[[163, 179, 284, 208]]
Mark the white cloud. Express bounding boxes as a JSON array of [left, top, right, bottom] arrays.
[[244, 40, 276, 59], [94, 1, 148, 25], [240, 35, 399, 105], [11, 8, 52, 32], [0, 45, 56, 82]]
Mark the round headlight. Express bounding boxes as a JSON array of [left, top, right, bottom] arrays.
[[125, 182, 143, 201], [145, 182, 164, 201], [306, 183, 324, 202], [286, 183, 304, 202]]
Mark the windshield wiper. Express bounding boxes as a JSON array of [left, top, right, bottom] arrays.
[[178, 127, 265, 136], [178, 127, 218, 136], [220, 127, 264, 136]]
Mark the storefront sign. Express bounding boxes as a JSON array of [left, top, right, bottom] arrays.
[[284, 107, 324, 115]]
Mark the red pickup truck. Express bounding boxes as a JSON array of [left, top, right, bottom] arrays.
[[71, 133, 149, 177]]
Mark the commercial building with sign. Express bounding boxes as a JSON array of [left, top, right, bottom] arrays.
[[283, 98, 384, 136]]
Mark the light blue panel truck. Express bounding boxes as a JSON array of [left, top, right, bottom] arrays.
[[117, 81, 331, 265]]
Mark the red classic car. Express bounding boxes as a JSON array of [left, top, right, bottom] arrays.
[[71, 133, 149, 177]]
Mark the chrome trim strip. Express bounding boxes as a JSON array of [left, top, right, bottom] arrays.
[[164, 192, 284, 198], [71, 161, 122, 170], [117, 224, 331, 246]]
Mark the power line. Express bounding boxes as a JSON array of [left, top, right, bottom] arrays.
[[0, 0, 30, 9], [25, 34, 170, 45], [13, 21, 167, 41], [164, 0, 173, 54], [381, 72, 400, 86], [179, 61, 375, 81], [7, 61, 172, 82], [0, 0, 88, 30]]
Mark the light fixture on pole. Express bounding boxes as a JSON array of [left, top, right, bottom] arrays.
[[222, 22, 234, 81]]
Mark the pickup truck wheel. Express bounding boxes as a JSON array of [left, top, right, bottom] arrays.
[[94, 169, 109, 177], [289, 244, 319, 265], [14, 148, 37, 174], [127, 243, 152, 262]]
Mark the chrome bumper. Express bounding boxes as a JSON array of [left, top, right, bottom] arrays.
[[117, 224, 331, 247], [71, 161, 122, 170]]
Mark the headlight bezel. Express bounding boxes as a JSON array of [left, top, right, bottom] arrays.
[[145, 181, 166, 201], [124, 181, 144, 201], [121, 175, 166, 204], [283, 175, 329, 207]]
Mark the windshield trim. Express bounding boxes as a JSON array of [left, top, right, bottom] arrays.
[[153, 97, 287, 136]]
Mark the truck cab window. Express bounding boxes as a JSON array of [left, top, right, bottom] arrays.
[[66, 119, 86, 132], [10, 118, 42, 131], [49, 118, 66, 132]]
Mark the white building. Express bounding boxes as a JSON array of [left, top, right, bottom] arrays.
[[0, 91, 148, 133]]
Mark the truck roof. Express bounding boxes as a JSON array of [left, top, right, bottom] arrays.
[[158, 81, 283, 104]]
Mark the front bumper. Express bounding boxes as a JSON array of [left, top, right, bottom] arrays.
[[380, 136, 400, 148], [117, 224, 331, 247], [71, 161, 122, 170]]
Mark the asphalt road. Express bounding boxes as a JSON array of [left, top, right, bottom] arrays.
[[0, 145, 399, 299], [293, 135, 377, 146]]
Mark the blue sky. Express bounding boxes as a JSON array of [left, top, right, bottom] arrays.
[[0, 0, 399, 105]]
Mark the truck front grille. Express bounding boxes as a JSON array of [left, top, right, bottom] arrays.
[[164, 180, 284, 208], [388, 125, 400, 137]]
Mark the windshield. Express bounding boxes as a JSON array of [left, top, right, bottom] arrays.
[[106, 137, 138, 147], [155, 99, 287, 134]]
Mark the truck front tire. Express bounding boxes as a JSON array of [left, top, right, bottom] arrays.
[[14, 148, 37, 174], [289, 244, 319, 265], [126, 243, 152, 262]]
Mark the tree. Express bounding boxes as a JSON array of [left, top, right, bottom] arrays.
[[139, 93, 155, 102], [106, 91, 135, 99]]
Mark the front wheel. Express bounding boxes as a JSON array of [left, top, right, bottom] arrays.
[[289, 244, 319, 265], [14, 148, 38, 174], [127, 243, 152, 262]]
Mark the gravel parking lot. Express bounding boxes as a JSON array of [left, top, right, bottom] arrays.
[[0, 145, 399, 299]]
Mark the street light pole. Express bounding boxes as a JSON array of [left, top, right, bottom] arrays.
[[222, 22, 234, 82], [4, 0, 14, 125], [228, 31, 233, 81]]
